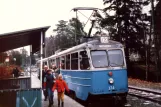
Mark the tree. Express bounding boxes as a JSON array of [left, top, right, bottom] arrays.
[[45, 36, 55, 57], [154, 0, 161, 75], [53, 20, 71, 50], [44, 18, 87, 57], [9, 50, 22, 66], [68, 18, 87, 44], [98, 0, 150, 62], [31, 54, 36, 65], [154, 0, 161, 55]]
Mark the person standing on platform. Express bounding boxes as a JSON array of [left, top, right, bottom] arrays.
[[52, 65, 57, 75], [52, 74, 69, 107], [55, 65, 60, 79], [52, 64, 57, 71], [42, 65, 48, 101], [12, 67, 20, 78], [44, 69, 55, 107]]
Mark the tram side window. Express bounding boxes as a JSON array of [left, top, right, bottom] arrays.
[[53, 59, 56, 65], [56, 57, 60, 68], [49, 60, 52, 69], [80, 51, 90, 70], [65, 55, 70, 70], [51, 59, 56, 68], [60, 56, 65, 69], [43, 62, 47, 66], [71, 53, 78, 70]]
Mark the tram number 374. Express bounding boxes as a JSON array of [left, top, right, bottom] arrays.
[[109, 86, 115, 90]]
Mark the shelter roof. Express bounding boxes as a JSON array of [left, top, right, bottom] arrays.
[[0, 26, 50, 53]]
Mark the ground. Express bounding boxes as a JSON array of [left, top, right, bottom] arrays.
[[128, 77, 161, 90]]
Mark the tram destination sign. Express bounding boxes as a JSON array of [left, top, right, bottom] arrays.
[[98, 44, 122, 48], [99, 45, 111, 48]]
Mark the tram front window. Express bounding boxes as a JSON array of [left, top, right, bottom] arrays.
[[108, 49, 124, 67], [91, 50, 108, 68]]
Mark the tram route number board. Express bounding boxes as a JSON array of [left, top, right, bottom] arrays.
[[100, 37, 109, 43]]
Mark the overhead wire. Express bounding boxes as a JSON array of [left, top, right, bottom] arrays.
[[84, 11, 95, 29], [77, 10, 89, 19]]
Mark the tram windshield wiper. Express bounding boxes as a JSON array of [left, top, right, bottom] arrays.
[[109, 63, 124, 67]]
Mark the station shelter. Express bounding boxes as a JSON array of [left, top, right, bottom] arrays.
[[0, 26, 50, 107]]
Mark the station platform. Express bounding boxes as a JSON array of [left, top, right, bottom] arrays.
[[31, 72, 83, 107], [42, 91, 83, 107]]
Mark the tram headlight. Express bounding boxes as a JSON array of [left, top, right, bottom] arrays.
[[109, 78, 114, 84]]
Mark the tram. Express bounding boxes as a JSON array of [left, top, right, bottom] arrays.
[[41, 35, 128, 104]]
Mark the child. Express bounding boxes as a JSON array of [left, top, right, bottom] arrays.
[[52, 74, 69, 107]]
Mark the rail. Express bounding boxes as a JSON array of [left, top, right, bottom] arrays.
[[128, 85, 161, 105]]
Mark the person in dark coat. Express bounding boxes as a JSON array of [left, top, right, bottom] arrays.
[[44, 69, 55, 107], [42, 65, 48, 101], [12, 67, 20, 78]]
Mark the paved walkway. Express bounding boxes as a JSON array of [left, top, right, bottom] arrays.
[[31, 72, 83, 107], [31, 72, 41, 88], [42, 91, 83, 107]]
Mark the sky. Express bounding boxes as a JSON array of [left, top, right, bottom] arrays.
[[0, 0, 104, 35], [0, 0, 154, 55], [0, 0, 104, 54]]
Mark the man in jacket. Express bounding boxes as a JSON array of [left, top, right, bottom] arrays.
[[52, 74, 69, 107], [42, 65, 48, 101], [44, 69, 55, 107]]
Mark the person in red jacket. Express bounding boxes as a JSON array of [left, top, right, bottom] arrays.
[[52, 74, 69, 107]]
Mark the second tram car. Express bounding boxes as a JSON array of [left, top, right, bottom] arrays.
[[41, 36, 128, 104]]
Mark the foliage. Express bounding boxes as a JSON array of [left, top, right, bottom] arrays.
[[9, 50, 22, 66], [31, 54, 36, 65], [0, 65, 23, 78], [154, 0, 161, 60], [97, 0, 151, 61], [45, 18, 86, 57]]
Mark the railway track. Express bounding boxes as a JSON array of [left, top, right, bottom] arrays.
[[128, 85, 161, 105]]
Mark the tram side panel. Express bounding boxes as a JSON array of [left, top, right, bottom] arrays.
[[62, 70, 92, 101]]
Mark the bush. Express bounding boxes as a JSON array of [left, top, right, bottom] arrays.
[[0, 65, 23, 79]]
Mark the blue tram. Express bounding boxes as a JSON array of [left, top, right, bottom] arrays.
[[42, 36, 128, 103]]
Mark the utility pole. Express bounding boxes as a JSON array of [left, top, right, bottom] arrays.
[[75, 10, 78, 45], [151, 0, 159, 81], [21, 47, 25, 68], [141, 14, 148, 80], [45, 39, 47, 58], [116, 0, 121, 42]]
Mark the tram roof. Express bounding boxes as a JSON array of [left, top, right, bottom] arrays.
[[47, 38, 123, 60], [0, 26, 50, 53]]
